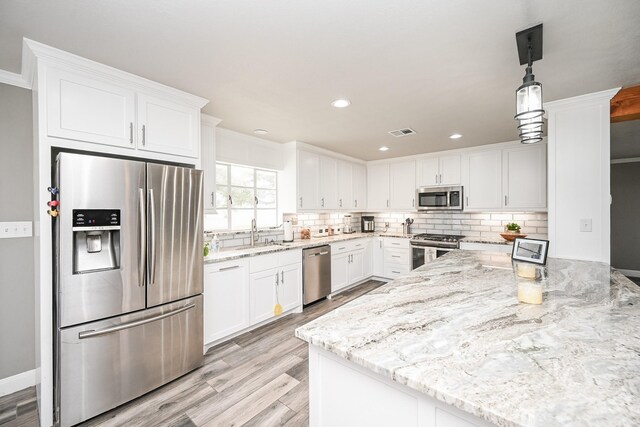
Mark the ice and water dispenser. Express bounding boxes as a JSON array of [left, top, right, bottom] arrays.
[[72, 209, 121, 274]]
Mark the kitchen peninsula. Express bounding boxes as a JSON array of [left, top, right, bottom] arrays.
[[295, 251, 640, 426]]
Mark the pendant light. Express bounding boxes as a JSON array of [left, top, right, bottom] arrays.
[[514, 24, 544, 144]]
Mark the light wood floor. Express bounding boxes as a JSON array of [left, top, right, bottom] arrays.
[[0, 280, 383, 427]]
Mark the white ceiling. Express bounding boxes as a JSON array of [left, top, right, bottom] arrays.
[[1, 1, 639, 160]]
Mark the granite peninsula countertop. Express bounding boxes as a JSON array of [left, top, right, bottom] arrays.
[[460, 236, 514, 245], [295, 250, 640, 426], [204, 232, 411, 263]]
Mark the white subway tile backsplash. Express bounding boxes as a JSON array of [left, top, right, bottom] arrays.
[[481, 220, 502, 226], [490, 213, 513, 220]]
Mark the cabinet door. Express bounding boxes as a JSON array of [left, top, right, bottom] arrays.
[[331, 253, 350, 293], [201, 119, 217, 213], [279, 263, 302, 313], [363, 238, 373, 277], [337, 160, 353, 210], [46, 67, 136, 148], [439, 154, 462, 185], [503, 144, 547, 209], [390, 161, 417, 210], [367, 163, 390, 210], [465, 150, 502, 209], [348, 250, 366, 284], [372, 237, 385, 277], [416, 157, 439, 186], [319, 155, 338, 209], [204, 262, 250, 344], [297, 150, 320, 210], [137, 93, 200, 158], [352, 163, 367, 210], [249, 268, 278, 325]]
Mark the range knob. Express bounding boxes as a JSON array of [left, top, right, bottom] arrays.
[[47, 200, 59, 207]]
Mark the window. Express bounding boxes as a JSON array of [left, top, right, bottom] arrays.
[[211, 163, 278, 230]]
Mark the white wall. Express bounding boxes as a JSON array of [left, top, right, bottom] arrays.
[[545, 88, 619, 263]]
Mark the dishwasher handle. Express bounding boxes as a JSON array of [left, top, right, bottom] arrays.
[[309, 251, 329, 257]]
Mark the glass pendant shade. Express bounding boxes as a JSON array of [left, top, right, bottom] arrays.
[[515, 81, 544, 120], [518, 116, 544, 132], [520, 136, 543, 144]]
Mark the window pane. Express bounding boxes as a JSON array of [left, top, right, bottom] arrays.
[[216, 164, 228, 185], [256, 170, 277, 189], [256, 189, 276, 208], [230, 186, 254, 208], [231, 209, 255, 230], [216, 190, 228, 208], [256, 209, 277, 227], [230, 165, 254, 187], [206, 210, 228, 230]]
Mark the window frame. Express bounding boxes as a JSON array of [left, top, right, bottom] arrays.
[[214, 162, 278, 231]]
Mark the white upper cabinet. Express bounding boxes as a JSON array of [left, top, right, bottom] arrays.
[[465, 149, 503, 209], [439, 155, 462, 185], [297, 150, 320, 210], [416, 155, 461, 186], [352, 163, 367, 210], [337, 160, 354, 210], [319, 155, 338, 209], [201, 115, 222, 213], [137, 93, 200, 158], [502, 144, 547, 209], [367, 163, 391, 210], [389, 160, 416, 209], [46, 67, 136, 149]]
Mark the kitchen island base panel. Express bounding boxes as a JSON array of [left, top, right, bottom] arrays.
[[309, 345, 495, 427]]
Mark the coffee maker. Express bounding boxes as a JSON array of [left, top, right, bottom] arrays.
[[361, 216, 375, 233]]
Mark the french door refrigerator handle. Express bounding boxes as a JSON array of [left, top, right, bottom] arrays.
[[138, 188, 146, 287], [78, 304, 196, 339], [148, 188, 157, 286]]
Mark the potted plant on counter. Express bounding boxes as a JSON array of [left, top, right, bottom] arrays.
[[500, 222, 527, 241]]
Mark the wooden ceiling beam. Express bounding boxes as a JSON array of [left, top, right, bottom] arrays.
[[611, 85, 640, 123]]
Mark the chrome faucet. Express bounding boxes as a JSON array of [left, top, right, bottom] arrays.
[[250, 218, 258, 247]]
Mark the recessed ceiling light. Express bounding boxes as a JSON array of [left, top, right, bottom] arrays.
[[331, 99, 351, 108], [449, 133, 463, 139], [379, 146, 389, 151], [253, 129, 268, 135]]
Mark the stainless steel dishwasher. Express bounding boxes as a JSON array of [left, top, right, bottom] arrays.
[[303, 245, 332, 305]]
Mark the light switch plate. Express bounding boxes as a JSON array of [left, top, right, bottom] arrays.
[[0, 221, 33, 239], [580, 219, 592, 232]]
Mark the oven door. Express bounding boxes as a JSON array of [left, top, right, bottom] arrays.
[[411, 245, 455, 269]]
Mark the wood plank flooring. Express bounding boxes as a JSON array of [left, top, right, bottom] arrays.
[[0, 280, 383, 427]]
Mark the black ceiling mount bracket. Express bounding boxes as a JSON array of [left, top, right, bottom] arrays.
[[516, 24, 543, 65]]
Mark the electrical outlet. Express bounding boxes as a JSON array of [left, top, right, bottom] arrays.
[[0, 221, 33, 239], [580, 219, 592, 232]]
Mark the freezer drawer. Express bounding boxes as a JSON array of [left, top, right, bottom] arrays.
[[58, 295, 203, 427]]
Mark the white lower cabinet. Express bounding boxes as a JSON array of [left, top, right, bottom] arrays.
[[383, 238, 411, 279], [372, 237, 385, 277], [330, 238, 371, 293], [249, 250, 302, 325], [204, 259, 250, 344]]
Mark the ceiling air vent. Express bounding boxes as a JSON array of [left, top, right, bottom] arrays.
[[388, 128, 416, 137]]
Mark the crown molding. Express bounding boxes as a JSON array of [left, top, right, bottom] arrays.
[[201, 113, 223, 127], [0, 69, 31, 90], [22, 38, 209, 108], [544, 88, 621, 112]]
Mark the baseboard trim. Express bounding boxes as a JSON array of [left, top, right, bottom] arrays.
[[0, 369, 36, 397], [616, 269, 640, 278]]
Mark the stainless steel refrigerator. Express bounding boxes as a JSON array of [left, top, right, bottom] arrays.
[[54, 153, 204, 427]]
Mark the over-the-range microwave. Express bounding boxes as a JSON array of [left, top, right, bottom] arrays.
[[416, 186, 463, 211]]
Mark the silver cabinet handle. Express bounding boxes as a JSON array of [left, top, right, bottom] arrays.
[[339, 199, 343, 208], [79, 304, 195, 339], [299, 197, 303, 208], [129, 122, 134, 145], [355, 244, 362, 247], [255, 196, 259, 205], [392, 255, 401, 258], [211, 191, 215, 207], [148, 189, 156, 286], [219, 265, 240, 271], [412, 198, 415, 207], [281, 270, 284, 284], [435, 174, 438, 184], [392, 242, 400, 245], [505, 195, 508, 206], [321, 198, 325, 207], [386, 200, 389, 208], [138, 188, 146, 287], [228, 194, 233, 205], [440, 174, 442, 184], [355, 199, 358, 207], [142, 124, 146, 146], [275, 272, 279, 286], [338, 246, 346, 250], [466, 196, 469, 206], [392, 270, 400, 274]]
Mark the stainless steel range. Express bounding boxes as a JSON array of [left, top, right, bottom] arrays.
[[410, 233, 465, 269]]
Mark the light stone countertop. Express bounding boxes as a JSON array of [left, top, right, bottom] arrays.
[[204, 232, 411, 264], [460, 236, 514, 245], [295, 250, 640, 426]]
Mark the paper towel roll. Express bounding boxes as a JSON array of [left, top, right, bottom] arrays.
[[283, 221, 294, 242]]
